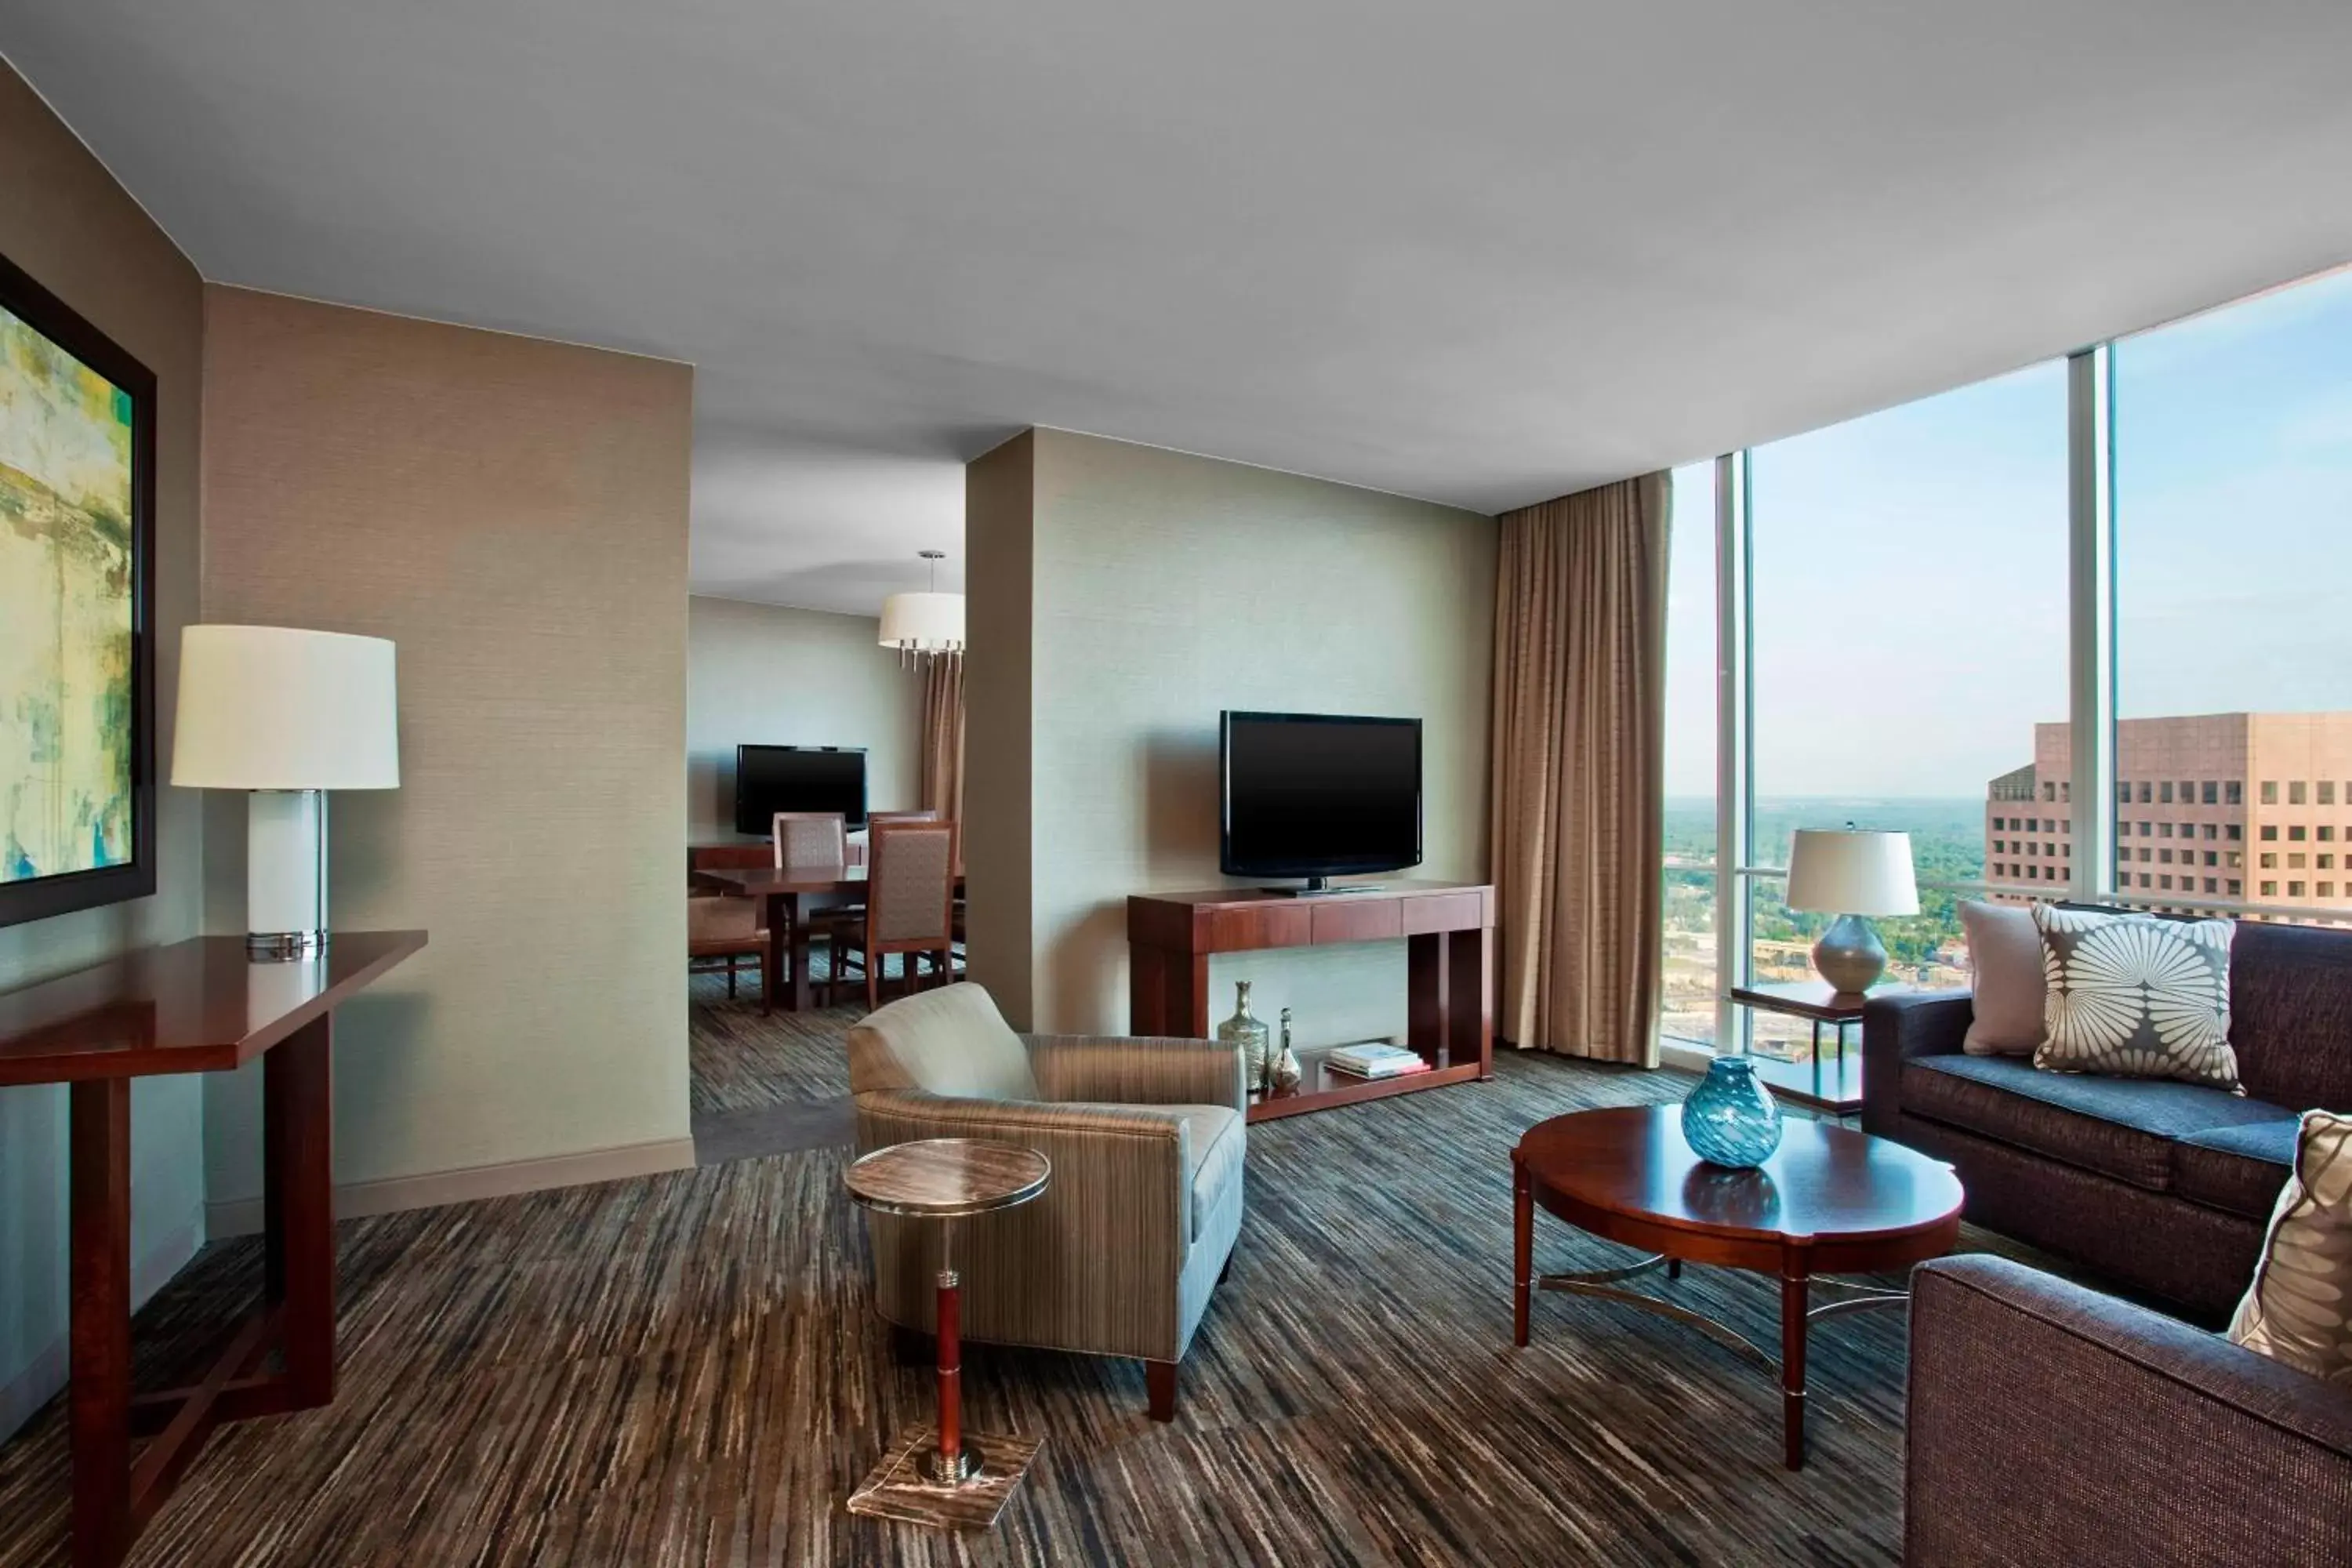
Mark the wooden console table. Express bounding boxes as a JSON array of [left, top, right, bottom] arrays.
[[0, 931, 426, 1568], [1127, 882, 1493, 1123]]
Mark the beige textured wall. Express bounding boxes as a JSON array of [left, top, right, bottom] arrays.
[[975, 428, 1496, 1040], [686, 597, 924, 840], [0, 59, 208, 1436], [198, 285, 694, 1215], [964, 432, 1036, 1026]]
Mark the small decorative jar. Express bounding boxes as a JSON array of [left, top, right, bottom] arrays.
[[1270, 1007, 1303, 1092], [1680, 1055, 1783, 1169], [1217, 981, 1272, 1091]]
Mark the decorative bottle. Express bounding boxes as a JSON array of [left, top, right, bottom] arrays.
[[1680, 1054, 1783, 1169], [1271, 1007, 1303, 1092], [1217, 981, 1272, 1092]]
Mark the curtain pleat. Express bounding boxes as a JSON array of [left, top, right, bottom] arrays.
[[920, 653, 965, 822], [1490, 472, 1669, 1065]]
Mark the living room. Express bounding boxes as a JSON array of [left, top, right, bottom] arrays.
[[2, 6, 2350, 1566]]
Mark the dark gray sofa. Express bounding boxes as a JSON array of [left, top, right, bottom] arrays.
[[1907, 1255, 2352, 1566], [1864, 919, 2352, 1323]]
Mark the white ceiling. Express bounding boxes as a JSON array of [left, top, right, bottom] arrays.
[[11, 2, 2352, 611]]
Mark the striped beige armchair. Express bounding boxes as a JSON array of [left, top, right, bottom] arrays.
[[847, 982, 1246, 1420]]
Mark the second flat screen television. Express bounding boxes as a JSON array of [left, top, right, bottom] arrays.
[[735, 745, 867, 833], [1220, 711, 1421, 889]]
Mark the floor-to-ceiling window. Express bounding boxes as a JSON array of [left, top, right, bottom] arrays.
[[1659, 260, 2352, 1059], [1738, 361, 2069, 1058], [1661, 462, 1719, 1047], [2113, 266, 2352, 924]]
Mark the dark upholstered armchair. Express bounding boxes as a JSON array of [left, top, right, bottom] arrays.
[[1906, 1255, 2352, 1566]]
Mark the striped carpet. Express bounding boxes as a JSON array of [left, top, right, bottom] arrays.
[[0, 1046, 2040, 1566], [688, 957, 941, 1114]]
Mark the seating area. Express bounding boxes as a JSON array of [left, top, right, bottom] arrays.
[[3, 11, 2352, 1568]]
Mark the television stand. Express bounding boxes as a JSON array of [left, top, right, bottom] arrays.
[[1127, 881, 1493, 1123]]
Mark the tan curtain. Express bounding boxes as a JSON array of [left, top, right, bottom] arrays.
[[920, 653, 965, 821], [1490, 471, 1670, 1065]]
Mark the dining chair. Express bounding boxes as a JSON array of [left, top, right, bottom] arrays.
[[832, 819, 959, 1013], [687, 895, 766, 997], [771, 811, 848, 869]]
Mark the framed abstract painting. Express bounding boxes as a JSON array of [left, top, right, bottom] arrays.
[[0, 249, 156, 928]]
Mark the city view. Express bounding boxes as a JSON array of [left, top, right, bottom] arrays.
[[1661, 711, 2352, 1058]]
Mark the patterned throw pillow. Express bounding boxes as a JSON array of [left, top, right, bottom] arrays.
[[2229, 1109, 2352, 1385], [2031, 905, 2239, 1089]]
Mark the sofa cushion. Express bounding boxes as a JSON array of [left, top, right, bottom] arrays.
[[846, 982, 1039, 1101], [2172, 1119, 2300, 1220], [1960, 899, 2045, 1056], [2228, 1109, 2352, 1383], [1901, 1054, 2291, 1192], [2032, 905, 2240, 1089], [1169, 1103, 1244, 1244], [2227, 920, 2352, 1112]]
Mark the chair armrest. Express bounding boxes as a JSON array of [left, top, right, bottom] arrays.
[[1906, 1255, 2352, 1567], [852, 1090, 1195, 1357], [1025, 1033, 1247, 1111], [1860, 990, 1972, 1138]]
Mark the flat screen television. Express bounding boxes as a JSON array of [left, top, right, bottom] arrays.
[[734, 745, 867, 833], [1220, 710, 1422, 890]]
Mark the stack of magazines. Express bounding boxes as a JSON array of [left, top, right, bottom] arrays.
[[1325, 1042, 1430, 1080]]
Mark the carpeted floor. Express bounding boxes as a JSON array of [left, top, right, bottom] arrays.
[[0, 1033, 2041, 1567], [688, 956, 938, 1114]]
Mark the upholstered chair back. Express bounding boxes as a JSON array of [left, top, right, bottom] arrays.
[[848, 982, 1038, 1100], [867, 820, 956, 945], [771, 811, 847, 871], [866, 809, 942, 826]]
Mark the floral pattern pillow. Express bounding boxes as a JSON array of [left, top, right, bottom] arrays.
[[2031, 904, 2239, 1090]]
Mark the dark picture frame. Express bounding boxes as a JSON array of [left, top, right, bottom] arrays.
[[0, 247, 158, 929]]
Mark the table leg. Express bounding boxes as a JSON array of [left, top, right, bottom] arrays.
[[931, 1219, 975, 1484], [1512, 1155, 1531, 1347], [69, 1079, 132, 1568], [786, 893, 817, 1012], [761, 893, 786, 1015], [1781, 1265, 1810, 1471], [1810, 1018, 1824, 1098], [265, 1015, 336, 1407]]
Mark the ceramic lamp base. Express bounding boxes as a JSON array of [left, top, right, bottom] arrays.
[[1810, 913, 1885, 994]]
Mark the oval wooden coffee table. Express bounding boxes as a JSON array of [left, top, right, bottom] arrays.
[[844, 1138, 1051, 1528], [1512, 1105, 1962, 1469]]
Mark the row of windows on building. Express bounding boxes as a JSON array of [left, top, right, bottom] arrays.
[[1989, 817, 2070, 833], [2122, 821, 2245, 840], [2123, 874, 2248, 896], [2118, 847, 2242, 867], [2114, 780, 2352, 807]]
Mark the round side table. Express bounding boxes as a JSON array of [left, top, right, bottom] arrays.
[[844, 1138, 1050, 1527]]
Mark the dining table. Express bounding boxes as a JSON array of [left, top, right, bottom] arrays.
[[692, 862, 964, 1013]]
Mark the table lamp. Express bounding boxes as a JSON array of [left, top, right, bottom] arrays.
[[1785, 827, 1917, 994], [172, 625, 399, 960]]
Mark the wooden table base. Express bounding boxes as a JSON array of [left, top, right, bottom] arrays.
[[72, 1016, 339, 1566]]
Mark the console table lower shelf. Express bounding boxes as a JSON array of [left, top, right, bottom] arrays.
[[1126, 882, 1494, 1123]]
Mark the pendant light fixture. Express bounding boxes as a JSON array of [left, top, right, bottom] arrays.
[[879, 549, 964, 666]]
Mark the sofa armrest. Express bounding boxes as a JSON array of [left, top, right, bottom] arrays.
[[1907, 1254, 2352, 1567], [851, 1089, 1195, 1358], [1860, 990, 1972, 1138], [1025, 1033, 1247, 1111]]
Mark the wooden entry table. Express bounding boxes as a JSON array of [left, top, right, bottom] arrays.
[[0, 931, 426, 1568], [1512, 1105, 1961, 1468]]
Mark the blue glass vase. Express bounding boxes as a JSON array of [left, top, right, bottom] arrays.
[[1681, 1055, 1783, 1169]]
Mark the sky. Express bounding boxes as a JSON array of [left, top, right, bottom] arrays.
[[1662, 263, 2352, 800]]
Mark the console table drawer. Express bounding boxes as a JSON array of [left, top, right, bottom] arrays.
[[1400, 891, 1486, 935], [1311, 899, 1403, 945]]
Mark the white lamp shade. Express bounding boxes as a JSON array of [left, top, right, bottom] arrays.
[[878, 590, 964, 652], [1785, 829, 1918, 916], [172, 625, 400, 789]]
